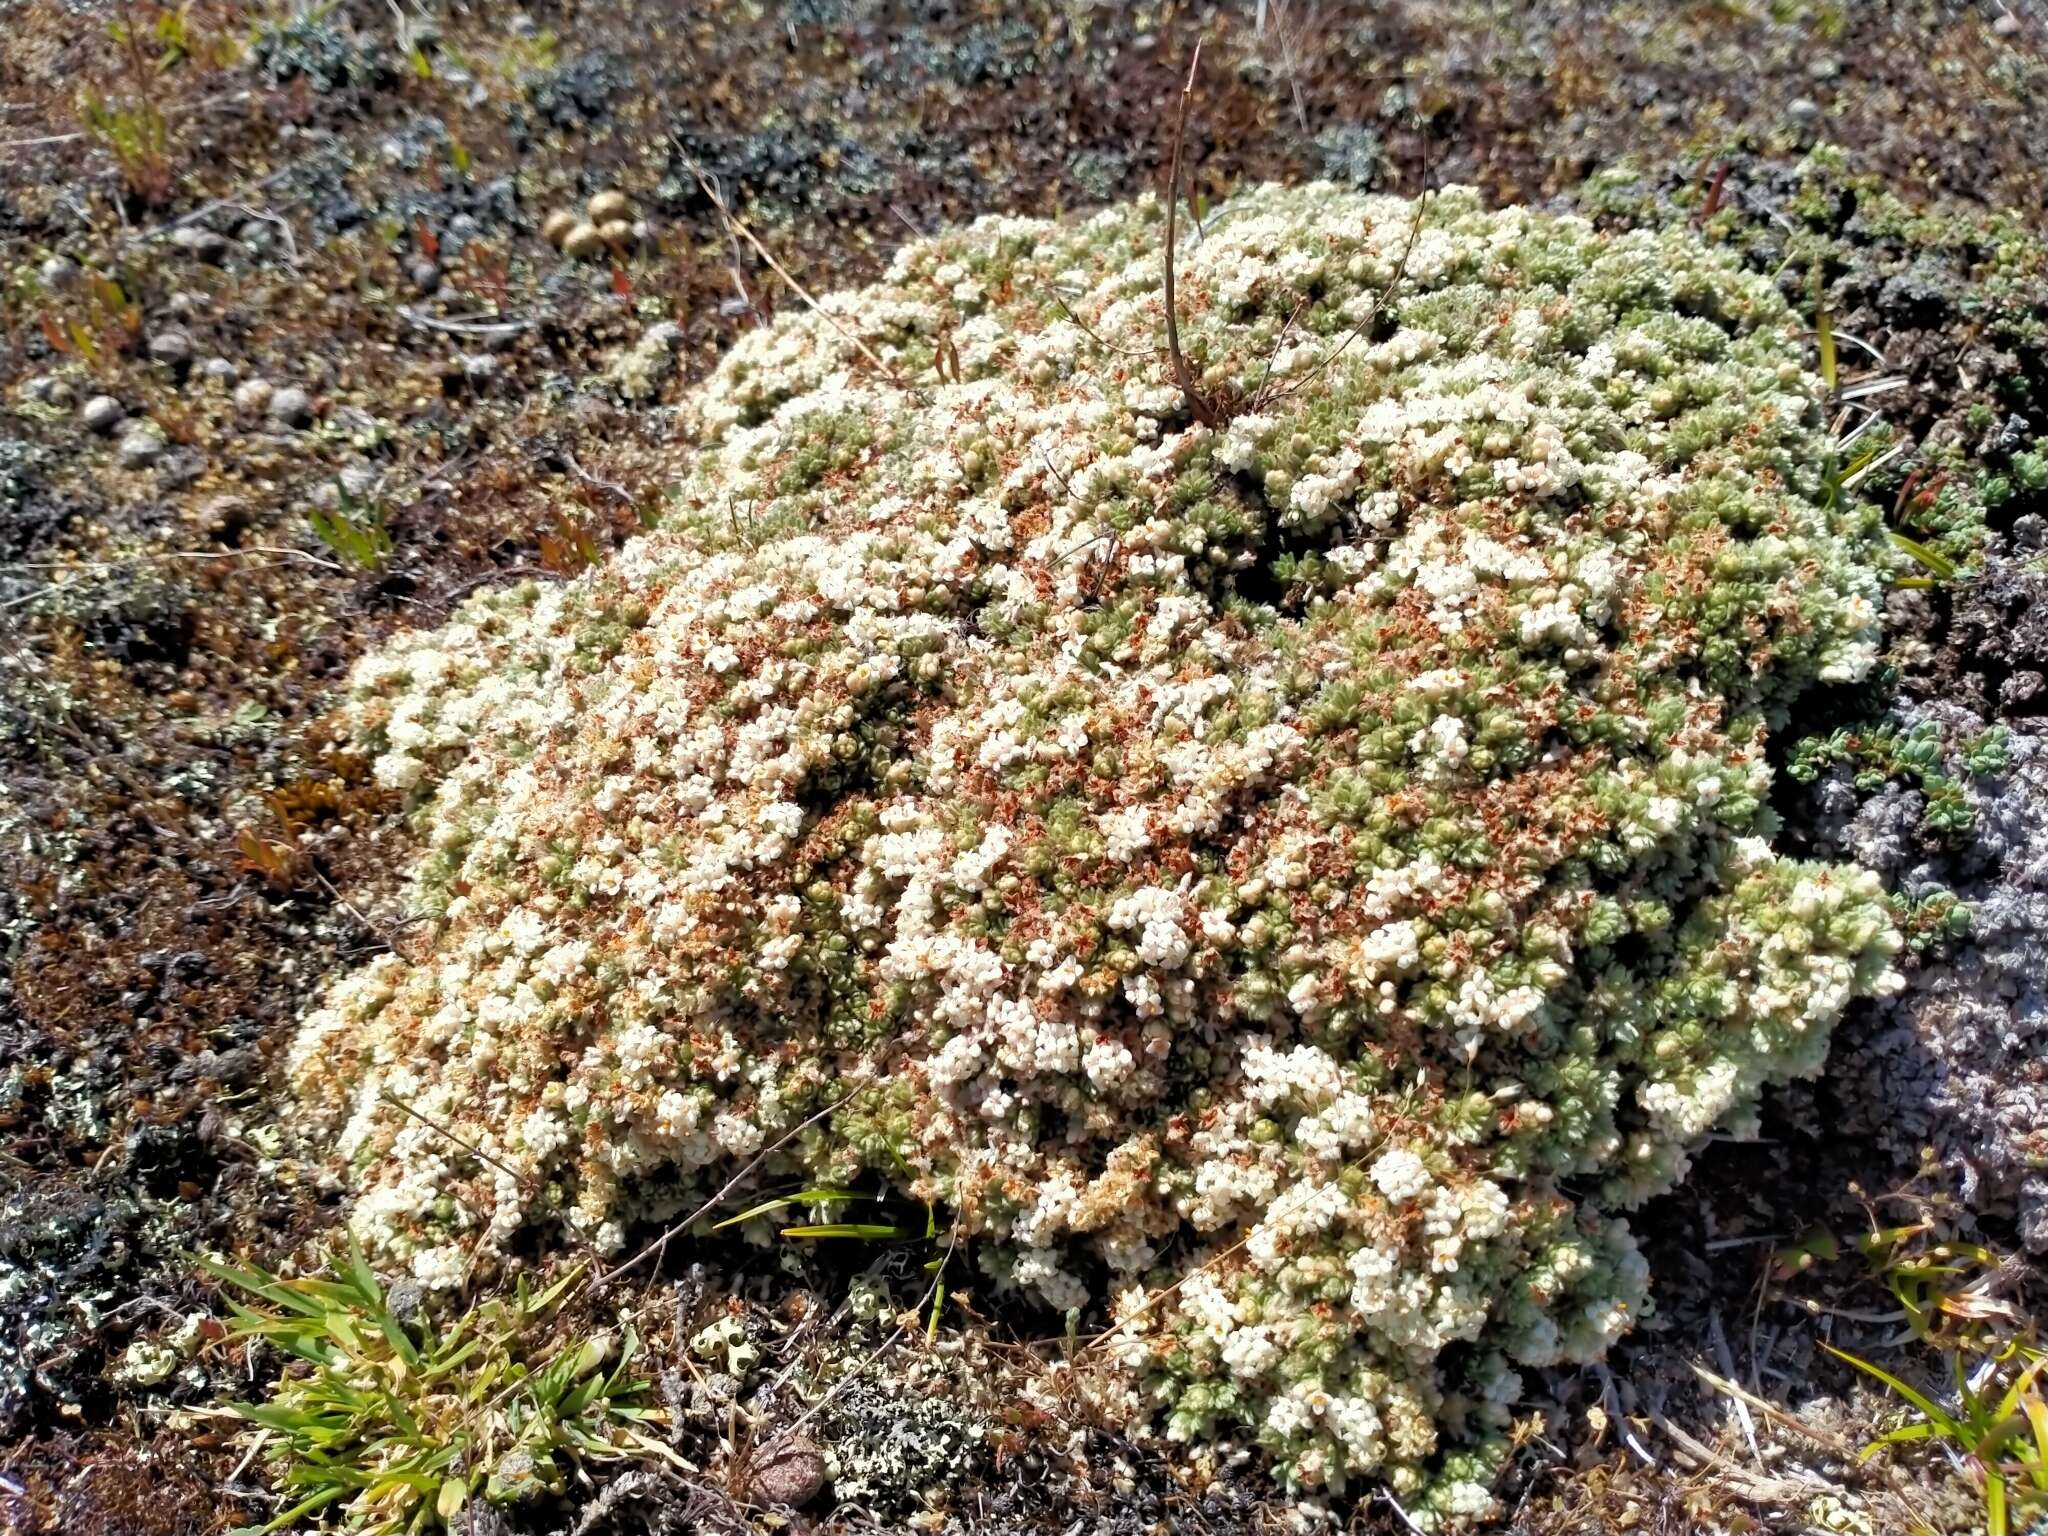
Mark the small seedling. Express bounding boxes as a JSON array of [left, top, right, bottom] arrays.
[[198, 1242, 678, 1535], [713, 1186, 953, 1339], [308, 483, 393, 571], [1828, 1342, 2048, 1536]]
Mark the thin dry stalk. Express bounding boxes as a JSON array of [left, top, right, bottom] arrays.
[[592, 1082, 876, 1291], [679, 152, 918, 396], [1163, 40, 1213, 425], [379, 1089, 535, 1191], [1265, 138, 1433, 406], [1042, 285, 1152, 358]]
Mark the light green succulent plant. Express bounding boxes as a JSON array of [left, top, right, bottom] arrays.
[[288, 183, 1900, 1521]]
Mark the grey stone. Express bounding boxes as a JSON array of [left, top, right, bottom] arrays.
[[149, 330, 195, 371], [749, 1437, 826, 1507], [39, 255, 80, 290], [116, 426, 166, 469], [233, 378, 274, 417], [409, 259, 441, 294], [169, 225, 231, 264], [201, 357, 239, 386], [267, 386, 315, 428], [81, 395, 125, 434], [461, 353, 499, 384]]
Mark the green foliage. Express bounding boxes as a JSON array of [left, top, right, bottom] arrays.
[[309, 484, 394, 572], [1788, 719, 2006, 845], [197, 1244, 676, 1534], [1780, 1219, 2045, 1534], [1830, 1340, 2048, 1536], [714, 1187, 952, 1339], [1890, 887, 1972, 954], [78, 89, 172, 206]]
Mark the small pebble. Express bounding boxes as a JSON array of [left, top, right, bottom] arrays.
[[201, 357, 239, 386], [40, 255, 80, 290], [117, 426, 166, 469], [82, 395, 125, 434], [22, 375, 72, 407], [169, 226, 230, 264], [447, 213, 482, 250], [542, 209, 577, 248], [268, 385, 314, 428], [562, 221, 606, 260], [1994, 11, 2021, 37], [461, 353, 499, 384], [338, 463, 380, 499], [149, 330, 195, 371], [587, 189, 630, 225], [410, 259, 442, 294], [198, 495, 250, 542], [747, 1438, 826, 1508], [237, 219, 276, 252]]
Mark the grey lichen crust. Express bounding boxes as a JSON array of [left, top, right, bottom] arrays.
[[1810, 700, 2048, 1244], [290, 184, 1900, 1519]]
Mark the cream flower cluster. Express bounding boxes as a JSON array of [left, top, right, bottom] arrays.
[[291, 184, 1900, 1522]]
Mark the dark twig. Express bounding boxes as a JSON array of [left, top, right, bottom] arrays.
[[1265, 131, 1433, 408], [1163, 41, 1211, 425], [379, 1089, 535, 1191], [1043, 286, 1152, 358]]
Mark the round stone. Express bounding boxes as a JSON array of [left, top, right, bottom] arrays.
[[233, 378, 274, 417], [747, 1438, 826, 1507], [149, 330, 195, 370], [267, 386, 315, 428], [81, 395, 125, 434], [117, 426, 166, 469]]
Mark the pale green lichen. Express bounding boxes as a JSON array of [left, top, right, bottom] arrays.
[[290, 184, 1900, 1521]]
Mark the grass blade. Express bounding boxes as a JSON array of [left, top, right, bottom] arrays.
[[780, 1222, 917, 1241], [1825, 1344, 1963, 1440]]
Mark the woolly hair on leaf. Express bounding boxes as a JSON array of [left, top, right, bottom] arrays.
[[289, 183, 1900, 1523]]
